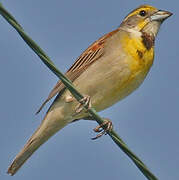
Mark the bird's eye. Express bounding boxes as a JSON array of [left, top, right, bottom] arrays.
[[139, 10, 147, 17]]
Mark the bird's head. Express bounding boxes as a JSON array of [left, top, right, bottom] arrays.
[[120, 5, 172, 37]]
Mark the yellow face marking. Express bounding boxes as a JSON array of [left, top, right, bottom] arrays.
[[137, 19, 150, 30]]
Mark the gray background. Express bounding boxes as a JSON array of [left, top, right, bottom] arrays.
[[0, 0, 178, 179]]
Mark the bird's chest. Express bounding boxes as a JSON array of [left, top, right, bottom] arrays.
[[118, 35, 154, 96], [121, 34, 154, 71]]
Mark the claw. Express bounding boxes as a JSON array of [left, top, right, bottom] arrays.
[[91, 119, 113, 140], [75, 95, 91, 114]]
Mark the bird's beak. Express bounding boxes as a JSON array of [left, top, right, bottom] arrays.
[[150, 10, 173, 22]]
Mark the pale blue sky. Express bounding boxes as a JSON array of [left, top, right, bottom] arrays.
[[0, 0, 178, 180]]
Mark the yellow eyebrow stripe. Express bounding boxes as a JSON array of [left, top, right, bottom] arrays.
[[124, 5, 157, 20]]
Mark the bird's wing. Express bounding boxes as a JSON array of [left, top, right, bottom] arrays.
[[36, 29, 119, 114]]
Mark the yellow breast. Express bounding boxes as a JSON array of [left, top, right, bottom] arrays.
[[104, 32, 155, 107], [90, 33, 154, 112], [121, 32, 154, 73]]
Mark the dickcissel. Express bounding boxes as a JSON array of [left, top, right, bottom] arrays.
[[8, 4, 172, 175]]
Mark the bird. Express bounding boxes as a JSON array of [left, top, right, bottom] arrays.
[[7, 4, 172, 175]]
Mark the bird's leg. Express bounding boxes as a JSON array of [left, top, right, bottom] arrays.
[[91, 118, 113, 140], [75, 95, 91, 113], [74, 96, 112, 139]]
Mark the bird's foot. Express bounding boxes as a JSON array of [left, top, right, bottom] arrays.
[[91, 118, 113, 140], [75, 95, 91, 113]]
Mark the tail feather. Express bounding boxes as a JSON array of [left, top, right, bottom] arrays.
[[7, 135, 43, 175], [7, 110, 68, 175]]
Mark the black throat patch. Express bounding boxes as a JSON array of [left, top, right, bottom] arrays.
[[141, 32, 155, 50]]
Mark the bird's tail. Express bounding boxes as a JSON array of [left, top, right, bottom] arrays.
[[7, 109, 69, 176]]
